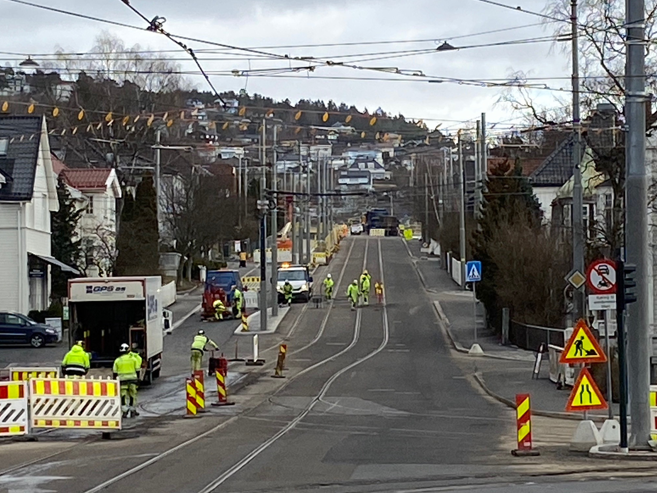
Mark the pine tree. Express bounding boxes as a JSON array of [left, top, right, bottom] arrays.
[[114, 176, 159, 276], [51, 177, 82, 299], [471, 158, 543, 330]]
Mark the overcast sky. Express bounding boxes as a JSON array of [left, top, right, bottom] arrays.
[[1, 0, 571, 134]]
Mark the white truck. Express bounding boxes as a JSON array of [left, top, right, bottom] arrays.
[[68, 276, 164, 383]]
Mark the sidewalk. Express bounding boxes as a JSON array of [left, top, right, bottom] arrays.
[[409, 241, 617, 420]]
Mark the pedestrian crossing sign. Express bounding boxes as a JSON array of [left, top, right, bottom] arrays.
[[465, 261, 482, 283], [566, 368, 608, 412], [559, 319, 607, 364]]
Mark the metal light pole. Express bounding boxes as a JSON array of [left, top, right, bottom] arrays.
[[305, 161, 311, 264], [271, 123, 278, 317], [475, 120, 482, 220], [481, 112, 487, 196], [155, 129, 161, 236], [571, 0, 585, 321], [625, 0, 650, 447], [458, 131, 466, 290], [259, 119, 268, 332]]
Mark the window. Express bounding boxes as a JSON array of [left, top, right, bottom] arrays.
[[85, 196, 94, 214], [5, 314, 24, 325], [0, 137, 7, 156]]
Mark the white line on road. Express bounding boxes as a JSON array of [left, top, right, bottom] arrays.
[[169, 304, 201, 333]]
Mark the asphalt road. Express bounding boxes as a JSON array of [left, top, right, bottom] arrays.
[[2, 238, 657, 492]]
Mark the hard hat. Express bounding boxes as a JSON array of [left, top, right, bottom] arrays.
[[327, 274, 332, 279], [353, 279, 358, 284], [364, 269, 369, 274], [198, 329, 205, 335], [120, 343, 129, 353], [76, 340, 84, 346], [285, 279, 289, 283]]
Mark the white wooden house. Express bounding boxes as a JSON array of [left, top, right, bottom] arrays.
[[0, 115, 78, 314]]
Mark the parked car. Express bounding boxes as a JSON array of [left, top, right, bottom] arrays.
[[0, 312, 58, 347], [350, 221, 364, 235]]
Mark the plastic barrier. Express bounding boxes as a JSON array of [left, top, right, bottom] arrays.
[[160, 280, 177, 308], [369, 229, 385, 237], [10, 367, 59, 381], [243, 291, 259, 308], [278, 248, 292, 263], [313, 252, 328, 265], [242, 276, 261, 291], [650, 385, 657, 440], [30, 378, 122, 430], [0, 381, 28, 437]]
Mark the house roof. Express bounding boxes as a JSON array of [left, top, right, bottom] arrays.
[[61, 168, 113, 190], [0, 116, 43, 201], [51, 153, 68, 176], [529, 135, 578, 187]]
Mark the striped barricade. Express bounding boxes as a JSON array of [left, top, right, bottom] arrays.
[[650, 386, 657, 440], [369, 228, 385, 237], [29, 378, 122, 430], [241, 276, 261, 291], [10, 367, 59, 381], [0, 381, 28, 437]]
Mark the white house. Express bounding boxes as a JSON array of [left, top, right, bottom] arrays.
[[60, 168, 122, 276], [0, 115, 79, 313]]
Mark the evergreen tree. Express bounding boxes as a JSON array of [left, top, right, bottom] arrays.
[[114, 177, 159, 276], [51, 177, 82, 299], [471, 158, 543, 330]]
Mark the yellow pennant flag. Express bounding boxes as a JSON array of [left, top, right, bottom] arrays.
[[53, 107, 60, 117], [28, 103, 35, 114], [345, 115, 352, 123], [1, 101, 8, 112], [322, 112, 329, 122], [294, 111, 302, 120], [238, 107, 246, 116], [105, 112, 113, 122], [222, 122, 229, 130], [77, 109, 85, 120], [369, 116, 377, 126], [147, 114, 154, 127]]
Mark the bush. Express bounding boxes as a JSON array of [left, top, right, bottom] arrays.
[[28, 301, 63, 323]]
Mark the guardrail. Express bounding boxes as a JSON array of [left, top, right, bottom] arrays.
[[510, 321, 566, 351]]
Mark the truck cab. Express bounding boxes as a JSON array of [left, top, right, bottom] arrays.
[[277, 264, 313, 303]]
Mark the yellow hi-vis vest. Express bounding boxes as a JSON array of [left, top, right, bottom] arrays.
[[113, 353, 139, 381]]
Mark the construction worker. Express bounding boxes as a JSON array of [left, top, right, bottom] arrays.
[[213, 298, 227, 320], [231, 285, 244, 318], [113, 343, 140, 418], [191, 329, 218, 373], [360, 270, 371, 306], [129, 342, 143, 371], [323, 274, 334, 300], [375, 281, 384, 304], [239, 251, 247, 268], [283, 279, 294, 306], [61, 340, 90, 377], [347, 279, 360, 310]]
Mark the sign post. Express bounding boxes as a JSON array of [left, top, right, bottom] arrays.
[[465, 261, 482, 353], [585, 259, 617, 420]]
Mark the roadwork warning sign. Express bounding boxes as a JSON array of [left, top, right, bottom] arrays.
[[566, 368, 608, 412], [559, 319, 607, 364]]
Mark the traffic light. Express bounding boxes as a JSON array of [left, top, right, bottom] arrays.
[[623, 263, 637, 306], [616, 260, 637, 311]]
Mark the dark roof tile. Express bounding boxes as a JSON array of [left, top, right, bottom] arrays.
[[0, 116, 43, 201], [529, 134, 578, 186]]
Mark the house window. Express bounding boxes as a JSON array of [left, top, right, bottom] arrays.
[[85, 196, 94, 214], [0, 137, 7, 155]]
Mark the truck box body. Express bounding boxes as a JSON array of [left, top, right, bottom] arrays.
[[68, 276, 163, 381]]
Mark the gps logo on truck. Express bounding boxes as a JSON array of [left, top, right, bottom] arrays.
[[85, 286, 127, 294], [147, 294, 158, 320]]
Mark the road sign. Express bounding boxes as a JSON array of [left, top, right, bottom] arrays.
[[566, 368, 608, 412], [565, 270, 586, 290], [466, 261, 482, 283], [586, 259, 617, 295], [559, 319, 607, 364], [588, 294, 617, 311]]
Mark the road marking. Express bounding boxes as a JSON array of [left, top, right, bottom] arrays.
[[326, 342, 347, 346], [386, 349, 410, 352], [367, 389, 395, 392], [170, 304, 201, 333]]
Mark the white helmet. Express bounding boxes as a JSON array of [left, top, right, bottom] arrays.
[[353, 279, 358, 284], [327, 274, 332, 279], [285, 279, 289, 283], [120, 343, 129, 353]]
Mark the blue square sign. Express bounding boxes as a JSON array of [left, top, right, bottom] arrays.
[[466, 261, 482, 283]]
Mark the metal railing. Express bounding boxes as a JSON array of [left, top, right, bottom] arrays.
[[509, 320, 566, 351]]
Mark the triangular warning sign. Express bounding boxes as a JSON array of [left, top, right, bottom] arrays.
[[566, 368, 608, 412], [559, 319, 607, 364], [468, 265, 480, 279]]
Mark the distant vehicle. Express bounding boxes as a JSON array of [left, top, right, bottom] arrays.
[[350, 220, 363, 235], [277, 264, 313, 303], [381, 216, 400, 236], [68, 276, 164, 383], [0, 312, 58, 348], [364, 208, 389, 233], [202, 270, 244, 320]]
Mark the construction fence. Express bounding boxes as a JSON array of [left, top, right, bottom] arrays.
[[0, 373, 122, 437]]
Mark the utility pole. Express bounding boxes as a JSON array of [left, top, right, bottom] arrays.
[[475, 120, 482, 220], [259, 119, 268, 331], [481, 112, 487, 196], [305, 160, 311, 264], [155, 129, 161, 237], [271, 123, 278, 317], [571, 0, 585, 321], [424, 167, 429, 242], [237, 153, 243, 226], [458, 131, 466, 290], [625, 0, 650, 447]]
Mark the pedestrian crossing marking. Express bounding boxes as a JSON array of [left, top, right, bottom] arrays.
[[566, 368, 608, 412], [468, 265, 480, 280], [559, 319, 607, 364]]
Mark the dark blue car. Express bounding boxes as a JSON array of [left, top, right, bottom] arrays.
[[0, 312, 58, 348]]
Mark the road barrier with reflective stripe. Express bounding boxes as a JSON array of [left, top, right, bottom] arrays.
[[369, 228, 385, 237], [650, 386, 657, 440], [9, 367, 59, 381], [242, 276, 261, 291], [30, 378, 122, 430], [511, 394, 538, 456], [0, 381, 28, 437]]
